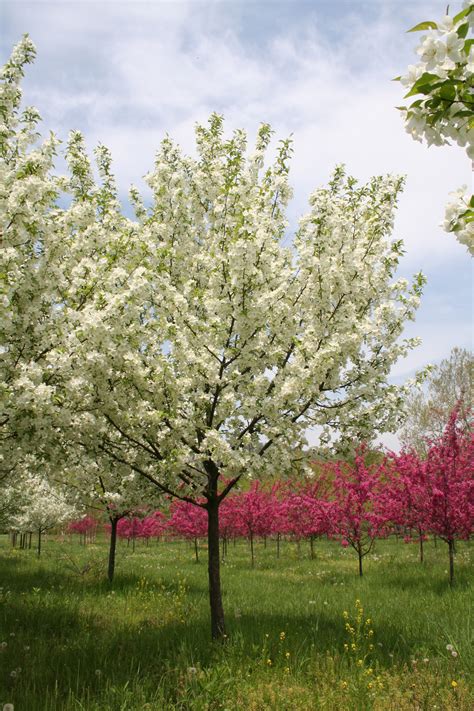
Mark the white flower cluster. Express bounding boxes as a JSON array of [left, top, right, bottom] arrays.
[[400, 4, 474, 156], [443, 186, 474, 254], [399, 2, 474, 255]]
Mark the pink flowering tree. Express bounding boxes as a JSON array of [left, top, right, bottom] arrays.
[[330, 446, 386, 576], [380, 451, 430, 562], [68, 515, 98, 545], [229, 483, 274, 567], [140, 511, 167, 545], [279, 483, 332, 559], [167, 500, 208, 562], [424, 406, 473, 585]]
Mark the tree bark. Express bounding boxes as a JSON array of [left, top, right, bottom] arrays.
[[358, 546, 363, 577], [37, 528, 42, 558], [310, 536, 315, 560], [207, 497, 226, 640], [418, 529, 424, 563], [108, 516, 118, 584], [250, 531, 255, 568], [194, 537, 199, 563], [448, 539, 455, 586], [276, 533, 280, 559]]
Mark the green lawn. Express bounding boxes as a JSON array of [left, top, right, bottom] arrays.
[[0, 533, 472, 710]]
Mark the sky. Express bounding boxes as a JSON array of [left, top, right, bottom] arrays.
[[1, 0, 473, 448]]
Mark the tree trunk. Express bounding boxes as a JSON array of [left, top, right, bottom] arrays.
[[108, 517, 118, 584], [28, 532, 32, 549], [276, 533, 280, 559], [310, 536, 315, 560], [419, 530, 424, 563], [358, 546, 363, 577], [37, 528, 42, 558], [207, 497, 226, 640], [194, 537, 199, 563], [448, 539, 455, 586], [250, 532, 254, 568]]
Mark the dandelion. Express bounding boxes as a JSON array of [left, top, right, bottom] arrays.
[[95, 669, 102, 677], [23, 646, 30, 652], [451, 650, 458, 658], [451, 680, 458, 688], [341, 681, 348, 689], [0, 642, 7, 649], [3, 704, 14, 711], [284, 666, 290, 673], [285, 651, 290, 658], [9, 633, 15, 638], [266, 658, 272, 666], [9, 671, 17, 679], [187, 667, 197, 676], [423, 658, 429, 663], [446, 644, 454, 652], [279, 631, 285, 641]]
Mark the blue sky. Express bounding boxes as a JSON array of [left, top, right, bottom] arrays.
[[2, 0, 473, 447]]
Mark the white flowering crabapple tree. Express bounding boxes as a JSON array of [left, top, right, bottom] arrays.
[[2, 37, 425, 639], [0, 36, 63, 487], [396, 2, 474, 255], [50, 113, 425, 639], [0, 36, 152, 578], [11, 474, 77, 556]]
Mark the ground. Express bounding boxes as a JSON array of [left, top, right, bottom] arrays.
[[0, 534, 472, 710]]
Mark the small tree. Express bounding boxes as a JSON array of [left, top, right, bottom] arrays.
[[5, 39, 426, 639], [381, 450, 430, 562], [424, 406, 473, 585], [12, 476, 77, 556], [167, 500, 208, 563], [330, 447, 386, 576], [229, 483, 273, 567]]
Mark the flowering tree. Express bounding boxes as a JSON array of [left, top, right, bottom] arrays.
[[167, 500, 208, 562], [330, 448, 386, 576], [11, 475, 77, 556], [228, 483, 274, 566], [0, 36, 62, 486], [380, 450, 429, 562], [279, 482, 332, 559], [3, 38, 425, 639], [396, 2, 474, 254], [56, 133, 425, 637], [424, 406, 473, 584], [68, 515, 98, 545]]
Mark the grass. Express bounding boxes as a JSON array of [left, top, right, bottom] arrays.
[[0, 533, 472, 710]]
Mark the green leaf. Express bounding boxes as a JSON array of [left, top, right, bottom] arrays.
[[405, 81, 438, 98], [392, 75, 402, 81], [438, 83, 456, 101], [407, 20, 438, 32], [463, 38, 474, 54], [395, 106, 407, 111], [453, 4, 473, 25], [457, 22, 469, 39], [469, 195, 474, 209]]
